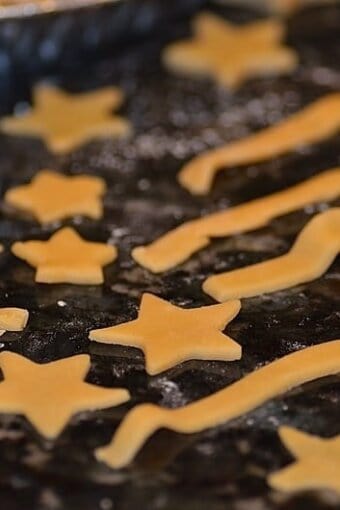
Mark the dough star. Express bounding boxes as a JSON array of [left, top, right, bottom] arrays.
[[5, 170, 106, 224], [0, 352, 129, 438], [163, 13, 297, 89], [0, 84, 131, 154], [11, 227, 117, 285], [90, 293, 242, 375], [268, 427, 340, 494]]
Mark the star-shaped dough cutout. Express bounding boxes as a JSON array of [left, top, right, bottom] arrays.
[[0, 84, 131, 154], [0, 308, 29, 336], [90, 293, 241, 375], [0, 352, 129, 438], [268, 427, 340, 494], [11, 227, 117, 285], [163, 13, 298, 89], [5, 170, 106, 224]]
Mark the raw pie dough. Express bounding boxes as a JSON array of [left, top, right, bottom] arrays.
[[0, 308, 29, 336], [178, 93, 340, 195], [96, 339, 340, 468], [5, 170, 106, 224], [0, 352, 129, 438], [90, 293, 241, 375], [268, 427, 340, 494], [204, 208, 340, 301], [163, 13, 297, 90], [0, 84, 131, 154], [132, 168, 340, 272], [11, 227, 117, 285]]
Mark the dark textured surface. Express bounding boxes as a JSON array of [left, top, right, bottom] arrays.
[[0, 2, 339, 509]]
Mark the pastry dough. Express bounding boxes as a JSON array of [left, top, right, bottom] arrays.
[[11, 227, 117, 285], [0, 352, 129, 438], [0, 84, 131, 154], [90, 293, 241, 375], [132, 168, 340, 272], [0, 308, 29, 336], [203, 208, 340, 301], [5, 170, 106, 224], [163, 13, 297, 90], [96, 339, 340, 468], [268, 427, 340, 494], [178, 93, 340, 195]]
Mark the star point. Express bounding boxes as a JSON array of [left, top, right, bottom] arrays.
[[5, 170, 106, 224], [0, 84, 131, 154], [163, 13, 297, 89], [11, 227, 117, 285], [90, 293, 242, 375], [268, 426, 340, 495], [0, 352, 130, 438]]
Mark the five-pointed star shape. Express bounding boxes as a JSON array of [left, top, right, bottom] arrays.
[[11, 227, 117, 285], [0, 352, 129, 438], [5, 170, 106, 224], [0, 308, 29, 336], [90, 293, 242, 375], [268, 427, 340, 494], [0, 84, 131, 154], [163, 13, 297, 89]]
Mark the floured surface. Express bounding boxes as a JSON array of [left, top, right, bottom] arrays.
[[5, 170, 106, 224], [90, 293, 241, 375], [268, 427, 340, 494], [0, 3, 339, 510]]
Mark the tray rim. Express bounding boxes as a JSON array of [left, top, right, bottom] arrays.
[[0, 0, 121, 20]]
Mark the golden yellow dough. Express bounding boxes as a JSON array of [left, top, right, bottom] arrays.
[[0, 352, 129, 438], [5, 170, 106, 224], [0, 84, 131, 154], [203, 208, 340, 301], [11, 227, 117, 285], [90, 293, 241, 375], [96, 340, 340, 468], [132, 168, 340, 272]]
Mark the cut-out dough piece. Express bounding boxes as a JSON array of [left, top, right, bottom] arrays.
[[268, 427, 340, 494], [0, 308, 29, 337], [179, 93, 340, 195], [0, 352, 129, 438], [163, 13, 297, 90], [132, 168, 340, 273], [96, 339, 340, 468], [5, 170, 106, 224], [90, 293, 241, 375], [11, 227, 117, 285], [204, 208, 340, 301], [0, 84, 131, 154]]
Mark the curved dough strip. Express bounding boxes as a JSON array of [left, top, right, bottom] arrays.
[[132, 168, 340, 273], [96, 339, 340, 468], [178, 93, 340, 195], [203, 208, 340, 301]]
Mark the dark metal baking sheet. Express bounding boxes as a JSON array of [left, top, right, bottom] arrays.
[[0, 2, 339, 510]]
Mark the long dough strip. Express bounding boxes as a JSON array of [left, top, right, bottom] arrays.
[[96, 340, 340, 468], [132, 168, 340, 273], [203, 208, 340, 301], [178, 94, 340, 195]]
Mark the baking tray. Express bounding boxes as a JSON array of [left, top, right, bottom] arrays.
[[0, 1, 339, 510]]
